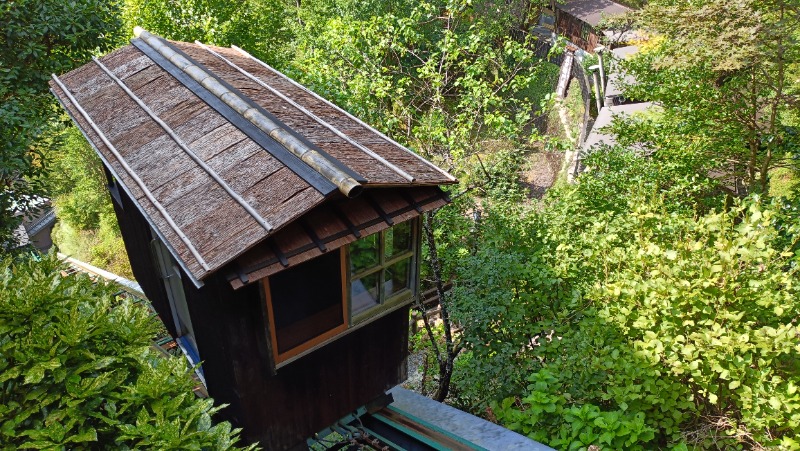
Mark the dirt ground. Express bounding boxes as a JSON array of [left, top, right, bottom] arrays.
[[523, 151, 564, 199]]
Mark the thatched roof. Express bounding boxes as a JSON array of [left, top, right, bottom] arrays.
[[50, 29, 454, 287]]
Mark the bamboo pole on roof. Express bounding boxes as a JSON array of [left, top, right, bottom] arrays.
[[133, 27, 363, 198]]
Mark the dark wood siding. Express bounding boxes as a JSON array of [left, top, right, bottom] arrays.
[[178, 262, 409, 450], [556, 11, 600, 52], [106, 166, 176, 337]]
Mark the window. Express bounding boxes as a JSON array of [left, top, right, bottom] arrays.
[[262, 218, 419, 366], [265, 249, 347, 363], [348, 219, 417, 323]]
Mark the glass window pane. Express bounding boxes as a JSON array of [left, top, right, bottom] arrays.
[[350, 233, 379, 274], [385, 221, 412, 259], [351, 272, 380, 316], [384, 258, 412, 298]]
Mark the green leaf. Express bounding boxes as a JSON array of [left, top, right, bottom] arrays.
[[24, 360, 61, 385]]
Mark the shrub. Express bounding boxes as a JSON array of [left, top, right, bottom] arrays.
[[0, 254, 254, 449], [453, 191, 800, 449]]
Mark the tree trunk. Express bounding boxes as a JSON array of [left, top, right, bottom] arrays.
[[422, 211, 460, 403]]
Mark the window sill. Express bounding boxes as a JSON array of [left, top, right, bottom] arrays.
[[274, 296, 414, 370], [351, 289, 413, 325]]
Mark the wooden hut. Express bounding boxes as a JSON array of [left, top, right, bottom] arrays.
[[553, 0, 631, 52], [50, 28, 455, 450]]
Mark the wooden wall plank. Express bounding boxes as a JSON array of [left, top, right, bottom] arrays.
[[178, 269, 410, 450]]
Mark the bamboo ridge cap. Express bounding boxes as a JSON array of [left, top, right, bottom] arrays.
[[132, 27, 362, 198]]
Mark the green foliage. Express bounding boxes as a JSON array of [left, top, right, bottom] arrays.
[[450, 169, 800, 449], [592, 199, 800, 446], [617, 0, 800, 194], [574, 146, 722, 216], [0, 0, 123, 247], [48, 127, 110, 230], [47, 126, 132, 278], [493, 370, 656, 450], [0, 254, 253, 449], [292, 0, 551, 172], [123, 0, 292, 65]]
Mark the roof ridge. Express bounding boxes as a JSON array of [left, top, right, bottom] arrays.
[[133, 27, 363, 198]]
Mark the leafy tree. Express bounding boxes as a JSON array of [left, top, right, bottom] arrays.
[[47, 126, 133, 278], [616, 0, 800, 195], [123, 0, 293, 65], [47, 127, 110, 231], [0, 0, 123, 248], [292, 0, 550, 169], [449, 144, 800, 448], [0, 254, 255, 449]]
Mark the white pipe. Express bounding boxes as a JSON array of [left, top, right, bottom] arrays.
[[57, 252, 145, 297], [594, 46, 606, 98]]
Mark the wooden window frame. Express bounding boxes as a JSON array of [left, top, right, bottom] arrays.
[[263, 250, 349, 365], [347, 218, 420, 324], [260, 218, 421, 368]]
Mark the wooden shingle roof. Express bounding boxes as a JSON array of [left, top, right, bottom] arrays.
[[50, 29, 454, 288]]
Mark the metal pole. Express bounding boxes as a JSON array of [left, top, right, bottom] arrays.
[[594, 45, 606, 98]]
